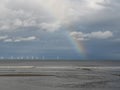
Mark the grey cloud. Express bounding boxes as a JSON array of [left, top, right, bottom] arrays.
[[0, 0, 120, 34]]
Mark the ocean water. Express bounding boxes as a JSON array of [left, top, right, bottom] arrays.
[[0, 60, 120, 90]]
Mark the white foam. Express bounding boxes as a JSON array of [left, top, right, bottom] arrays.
[[0, 66, 120, 70], [0, 66, 34, 69]]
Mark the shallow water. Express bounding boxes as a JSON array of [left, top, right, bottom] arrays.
[[0, 60, 120, 90]]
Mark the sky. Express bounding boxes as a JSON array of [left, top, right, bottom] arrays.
[[0, 0, 120, 60]]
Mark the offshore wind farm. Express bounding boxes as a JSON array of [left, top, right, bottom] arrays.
[[0, 56, 61, 60]]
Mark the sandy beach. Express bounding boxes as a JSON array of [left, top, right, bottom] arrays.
[[0, 60, 120, 90]]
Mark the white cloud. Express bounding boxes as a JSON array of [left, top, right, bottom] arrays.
[[70, 31, 113, 41], [3, 36, 37, 42], [14, 36, 36, 42], [0, 36, 8, 40], [88, 31, 113, 39], [4, 39, 13, 42]]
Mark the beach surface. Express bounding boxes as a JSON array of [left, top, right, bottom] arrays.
[[0, 60, 120, 90]]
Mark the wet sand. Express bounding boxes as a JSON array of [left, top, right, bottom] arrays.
[[0, 60, 120, 90]]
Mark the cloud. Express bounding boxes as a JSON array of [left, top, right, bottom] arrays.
[[40, 22, 61, 32], [0, 0, 119, 45], [14, 36, 37, 42], [4, 36, 37, 42], [70, 31, 113, 41], [89, 31, 113, 39], [0, 0, 119, 32], [0, 36, 8, 40], [4, 39, 13, 42]]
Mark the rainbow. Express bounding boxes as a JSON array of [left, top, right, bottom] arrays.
[[39, 0, 87, 59], [65, 31, 87, 59]]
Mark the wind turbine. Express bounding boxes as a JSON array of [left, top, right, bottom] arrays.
[[57, 56, 59, 60], [42, 56, 45, 60]]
